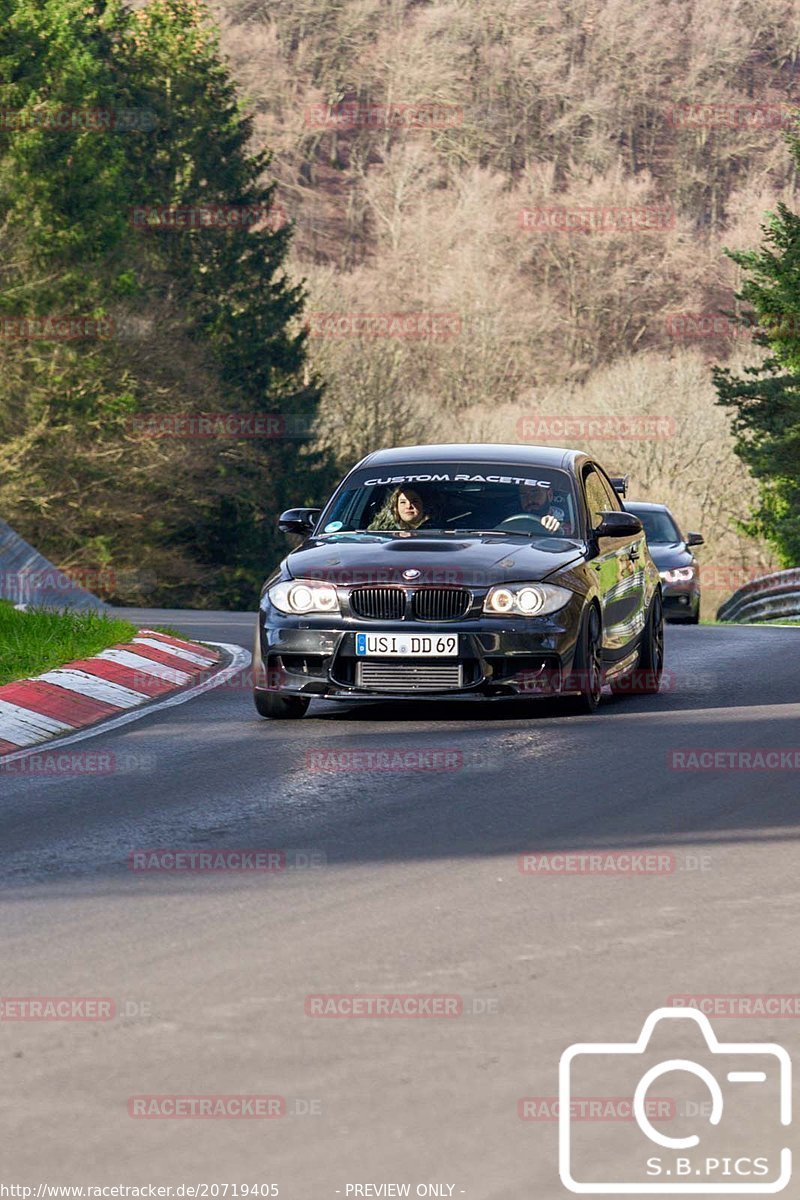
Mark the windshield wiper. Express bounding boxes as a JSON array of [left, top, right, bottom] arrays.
[[448, 528, 532, 537]]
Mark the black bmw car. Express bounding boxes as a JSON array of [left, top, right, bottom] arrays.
[[624, 500, 704, 624], [253, 444, 664, 718]]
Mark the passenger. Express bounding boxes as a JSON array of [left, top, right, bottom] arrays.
[[369, 486, 435, 531]]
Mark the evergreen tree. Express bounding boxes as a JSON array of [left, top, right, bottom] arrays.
[[0, 0, 331, 607], [713, 187, 800, 566]]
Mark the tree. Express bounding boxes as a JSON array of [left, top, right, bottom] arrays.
[[0, 0, 331, 607], [713, 196, 800, 566]]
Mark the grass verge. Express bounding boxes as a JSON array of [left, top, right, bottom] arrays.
[[700, 617, 800, 627], [0, 601, 138, 687]]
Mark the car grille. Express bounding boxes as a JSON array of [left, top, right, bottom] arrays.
[[349, 586, 472, 621], [412, 588, 472, 621], [350, 587, 406, 620], [356, 661, 464, 692]]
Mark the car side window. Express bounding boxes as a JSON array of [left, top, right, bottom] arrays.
[[597, 470, 622, 513], [583, 468, 609, 531]]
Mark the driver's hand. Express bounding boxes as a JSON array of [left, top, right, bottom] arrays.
[[540, 514, 561, 532]]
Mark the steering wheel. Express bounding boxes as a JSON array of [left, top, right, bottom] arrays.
[[496, 514, 552, 534]]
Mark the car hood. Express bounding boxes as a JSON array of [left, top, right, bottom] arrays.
[[283, 531, 587, 586], [647, 542, 694, 570]]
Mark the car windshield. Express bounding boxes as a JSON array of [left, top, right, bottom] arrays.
[[317, 462, 580, 537], [628, 507, 682, 543]]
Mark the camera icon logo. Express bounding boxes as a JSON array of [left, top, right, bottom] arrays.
[[559, 1007, 792, 1193]]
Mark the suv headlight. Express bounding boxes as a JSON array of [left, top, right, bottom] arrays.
[[268, 579, 341, 615], [483, 582, 572, 617]]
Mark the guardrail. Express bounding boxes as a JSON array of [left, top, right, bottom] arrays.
[[716, 568, 800, 623], [0, 519, 104, 609]]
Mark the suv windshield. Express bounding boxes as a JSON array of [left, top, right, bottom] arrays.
[[317, 463, 580, 538], [627, 506, 682, 543]]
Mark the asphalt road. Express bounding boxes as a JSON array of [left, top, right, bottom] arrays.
[[2, 613, 800, 1197]]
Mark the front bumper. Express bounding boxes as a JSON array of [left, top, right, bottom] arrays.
[[254, 608, 584, 702], [661, 579, 700, 620]]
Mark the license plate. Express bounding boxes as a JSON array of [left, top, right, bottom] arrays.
[[355, 633, 458, 657]]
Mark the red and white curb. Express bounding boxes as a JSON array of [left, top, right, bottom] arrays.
[[0, 629, 251, 765]]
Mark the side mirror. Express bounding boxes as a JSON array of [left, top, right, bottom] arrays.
[[595, 510, 643, 539], [686, 532, 704, 547], [278, 507, 321, 536]]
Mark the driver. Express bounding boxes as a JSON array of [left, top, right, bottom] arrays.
[[518, 482, 563, 533]]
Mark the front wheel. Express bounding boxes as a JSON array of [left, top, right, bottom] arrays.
[[611, 591, 664, 695], [561, 603, 603, 714], [254, 690, 310, 719]]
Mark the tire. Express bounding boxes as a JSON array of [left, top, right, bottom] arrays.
[[611, 591, 664, 695], [561, 603, 603, 714], [254, 689, 310, 719]]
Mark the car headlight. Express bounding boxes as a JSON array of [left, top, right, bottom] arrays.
[[268, 579, 341, 615], [659, 567, 695, 584], [483, 582, 572, 617]]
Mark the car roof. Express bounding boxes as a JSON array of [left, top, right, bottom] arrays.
[[624, 500, 673, 512], [356, 443, 588, 470]]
